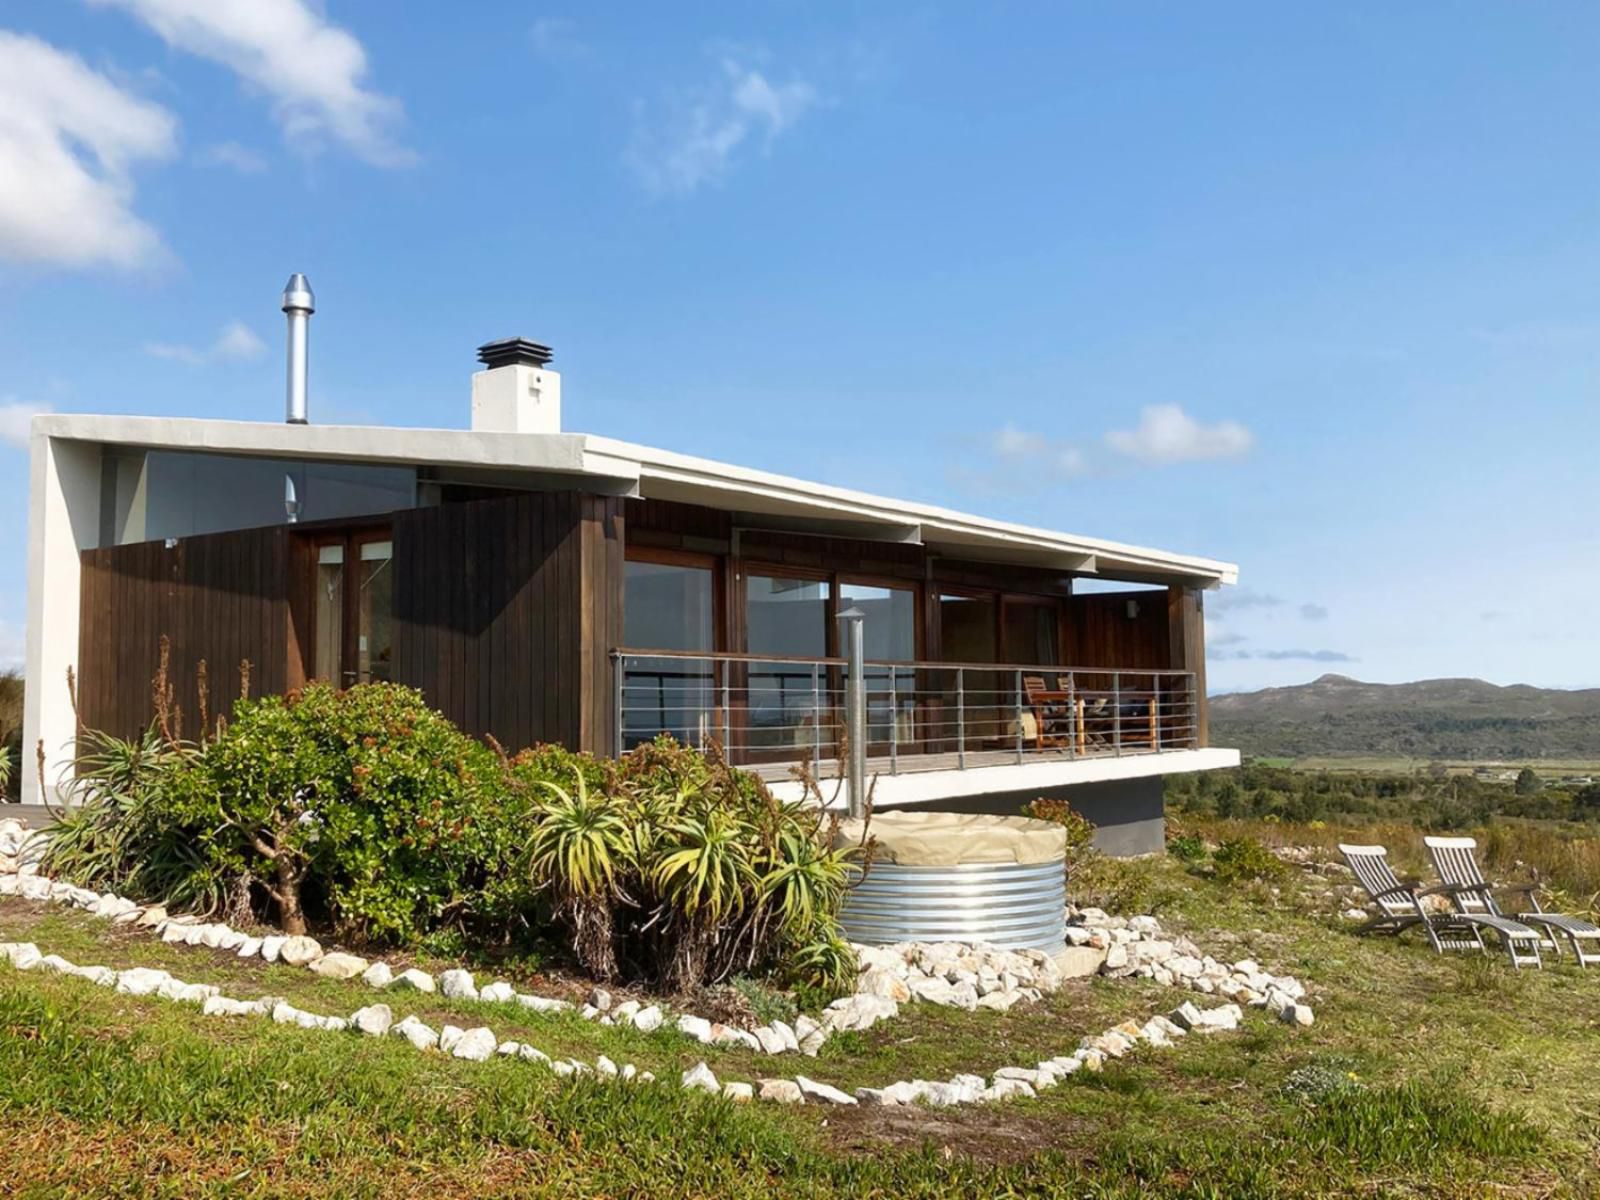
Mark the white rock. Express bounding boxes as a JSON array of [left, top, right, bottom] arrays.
[[550, 1061, 574, 1077], [235, 937, 263, 959], [980, 1079, 1035, 1102], [259, 935, 287, 963], [394, 968, 436, 993], [631, 1005, 664, 1033], [439, 969, 478, 1000], [202, 995, 253, 1017], [711, 1024, 762, 1051], [918, 1081, 967, 1107], [393, 1015, 439, 1051], [588, 987, 613, 1012], [310, 952, 369, 980], [114, 967, 170, 996], [753, 1026, 786, 1055], [1281, 1003, 1315, 1027], [518, 1044, 551, 1064], [362, 962, 394, 989], [722, 1081, 754, 1102], [160, 923, 190, 945], [479, 981, 516, 1003], [976, 990, 1024, 1012], [992, 1066, 1046, 1087], [279, 936, 323, 967], [438, 1024, 465, 1053], [681, 1062, 719, 1094], [451, 1027, 497, 1061], [595, 1055, 619, 1077], [578, 1004, 600, 1021], [676, 1014, 714, 1043], [795, 1075, 857, 1105], [759, 1079, 804, 1104], [496, 1040, 522, 1057], [517, 993, 569, 1014], [353, 1004, 393, 1037]]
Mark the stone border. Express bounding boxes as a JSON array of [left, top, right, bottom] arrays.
[[0, 938, 1265, 1110]]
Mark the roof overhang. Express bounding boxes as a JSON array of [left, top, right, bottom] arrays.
[[31, 414, 1239, 587]]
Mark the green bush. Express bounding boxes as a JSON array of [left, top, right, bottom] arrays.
[[524, 736, 863, 991], [1166, 832, 1208, 864], [1211, 836, 1287, 885], [47, 688, 860, 993]]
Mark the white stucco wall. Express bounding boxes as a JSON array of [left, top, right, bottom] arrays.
[[22, 434, 102, 805]]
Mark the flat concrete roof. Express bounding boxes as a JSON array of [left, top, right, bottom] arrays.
[[32, 413, 1239, 587]]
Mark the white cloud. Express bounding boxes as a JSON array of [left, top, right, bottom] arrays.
[[0, 31, 177, 270], [1105, 404, 1253, 465], [145, 320, 267, 365], [987, 423, 1088, 479], [628, 56, 816, 194], [196, 139, 266, 173], [89, 0, 415, 166], [0, 399, 51, 448], [529, 17, 584, 59]]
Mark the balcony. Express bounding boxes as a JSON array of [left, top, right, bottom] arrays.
[[612, 649, 1204, 795]]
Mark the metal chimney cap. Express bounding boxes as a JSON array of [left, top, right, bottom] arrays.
[[477, 337, 553, 369], [282, 273, 315, 314]]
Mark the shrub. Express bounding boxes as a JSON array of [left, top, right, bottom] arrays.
[[1167, 832, 1208, 864], [524, 736, 864, 992], [1211, 836, 1287, 885], [1023, 797, 1096, 866], [49, 688, 861, 992]]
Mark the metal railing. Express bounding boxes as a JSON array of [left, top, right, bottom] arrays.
[[611, 648, 1199, 782]]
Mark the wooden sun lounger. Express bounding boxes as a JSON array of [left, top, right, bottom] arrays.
[[1338, 843, 1488, 955], [1425, 835, 1600, 968]]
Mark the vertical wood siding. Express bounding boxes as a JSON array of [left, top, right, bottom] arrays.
[[391, 490, 622, 755], [78, 526, 293, 741]]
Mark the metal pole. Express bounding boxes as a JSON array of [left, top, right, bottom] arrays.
[[1014, 668, 1024, 763], [281, 274, 314, 424], [838, 607, 867, 820], [810, 661, 822, 776], [956, 668, 966, 769], [1112, 671, 1122, 757], [612, 652, 624, 760], [721, 663, 732, 758], [888, 664, 898, 776]]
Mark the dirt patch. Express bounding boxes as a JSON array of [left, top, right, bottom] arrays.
[[816, 1100, 1093, 1164]]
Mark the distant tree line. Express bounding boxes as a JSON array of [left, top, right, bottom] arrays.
[[1166, 761, 1600, 831]]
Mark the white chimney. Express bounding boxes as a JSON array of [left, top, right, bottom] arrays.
[[471, 338, 560, 434]]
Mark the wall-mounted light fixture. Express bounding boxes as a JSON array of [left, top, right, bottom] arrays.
[[1126, 599, 1141, 619]]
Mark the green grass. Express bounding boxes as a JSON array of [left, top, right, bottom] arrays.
[[1, 833, 1592, 1198]]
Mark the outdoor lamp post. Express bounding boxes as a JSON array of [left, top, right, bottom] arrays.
[[837, 606, 867, 819]]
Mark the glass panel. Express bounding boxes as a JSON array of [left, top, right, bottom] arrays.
[[746, 574, 830, 751], [939, 593, 997, 663], [622, 561, 717, 750], [1004, 600, 1060, 666], [314, 544, 344, 683], [840, 582, 917, 745], [357, 541, 393, 684], [939, 593, 999, 745]]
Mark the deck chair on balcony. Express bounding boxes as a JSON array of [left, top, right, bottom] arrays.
[[1424, 836, 1600, 967], [1339, 843, 1485, 956], [1022, 675, 1075, 749]]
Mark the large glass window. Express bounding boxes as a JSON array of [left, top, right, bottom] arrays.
[[357, 540, 394, 684], [314, 544, 345, 683], [621, 559, 717, 749], [939, 593, 996, 662], [841, 582, 917, 746], [1003, 598, 1060, 666], [746, 574, 830, 751]]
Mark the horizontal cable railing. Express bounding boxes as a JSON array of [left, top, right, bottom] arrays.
[[612, 649, 1198, 778]]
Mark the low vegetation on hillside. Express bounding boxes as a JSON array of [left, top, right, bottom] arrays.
[[1211, 673, 1600, 759]]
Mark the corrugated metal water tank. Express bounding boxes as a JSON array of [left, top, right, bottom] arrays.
[[834, 812, 1067, 953]]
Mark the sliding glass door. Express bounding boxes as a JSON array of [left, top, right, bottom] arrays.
[[621, 554, 718, 749]]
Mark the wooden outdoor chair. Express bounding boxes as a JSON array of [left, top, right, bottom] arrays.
[[1338, 843, 1506, 959], [1425, 836, 1600, 967], [1022, 675, 1074, 749]]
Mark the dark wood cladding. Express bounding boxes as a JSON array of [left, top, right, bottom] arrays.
[[1167, 585, 1208, 746], [1062, 591, 1171, 671], [78, 526, 295, 741], [392, 490, 622, 756]]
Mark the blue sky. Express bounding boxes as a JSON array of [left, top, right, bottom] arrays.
[[1, 2, 1597, 692]]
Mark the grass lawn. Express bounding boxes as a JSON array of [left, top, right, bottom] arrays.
[[3, 839, 1598, 1198]]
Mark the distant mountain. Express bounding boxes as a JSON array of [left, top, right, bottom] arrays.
[[1210, 674, 1600, 760]]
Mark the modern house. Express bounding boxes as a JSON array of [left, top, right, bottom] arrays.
[[21, 283, 1240, 853]]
